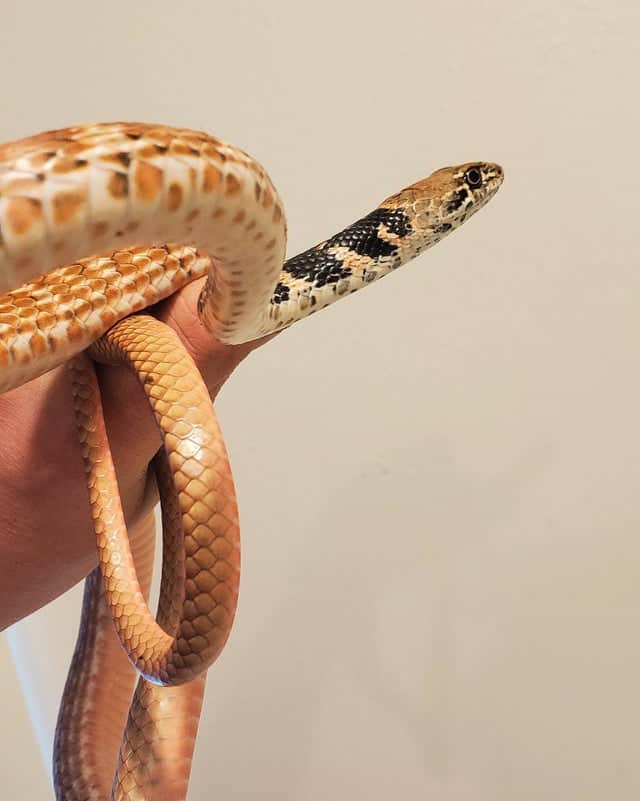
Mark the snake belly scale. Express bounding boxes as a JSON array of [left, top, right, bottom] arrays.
[[0, 122, 503, 800]]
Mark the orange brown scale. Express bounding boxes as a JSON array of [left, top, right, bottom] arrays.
[[3, 177, 45, 194], [13, 297, 36, 309], [134, 161, 163, 201], [52, 189, 87, 226], [116, 263, 139, 278], [92, 221, 110, 238], [52, 156, 87, 174], [64, 321, 87, 343], [223, 173, 242, 195], [5, 197, 43, 235], [112, 251, 134, 264], [167, 183, 183, 211], [99, 152, 131, 168], [60, 141, 95, 157], [35, 300, 57, 314], [35, 311, 56, 329], [169, 141, 197, 159], [23, 151, 53, 169], [28, 331, 50, 355], [18, 319, 36, 333], [107, 172, 129, 199]]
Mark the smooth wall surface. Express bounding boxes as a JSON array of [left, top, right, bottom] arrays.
[[2, 1, 640, 798]]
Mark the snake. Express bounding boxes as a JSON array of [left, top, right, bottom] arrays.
[[0, 122, 503, 800]]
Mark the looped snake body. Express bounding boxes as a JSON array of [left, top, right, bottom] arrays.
[[0, 122, 503, 800]]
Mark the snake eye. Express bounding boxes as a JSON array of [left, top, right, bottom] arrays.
[[464, 167, 483, 188]]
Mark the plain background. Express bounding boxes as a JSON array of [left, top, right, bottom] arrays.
[[2, 1, 640, 799]]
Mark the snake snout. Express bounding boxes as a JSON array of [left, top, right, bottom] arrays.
[[484, 162, 504, 189]]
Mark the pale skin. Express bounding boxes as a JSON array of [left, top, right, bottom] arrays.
[[0, 278, 271, 630]]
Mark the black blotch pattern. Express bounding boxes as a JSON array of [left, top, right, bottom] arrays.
[[282, 250, 353, 289], [273, 282, 290, 304], [446, 189, 469, 215], [278, 207, 411, 296], [329, 208, 410, 259]]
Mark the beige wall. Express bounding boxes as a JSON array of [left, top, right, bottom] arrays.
[[3, 0, 640, 798]]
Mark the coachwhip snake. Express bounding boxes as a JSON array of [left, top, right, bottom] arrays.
[[0, 122, 503, 800]]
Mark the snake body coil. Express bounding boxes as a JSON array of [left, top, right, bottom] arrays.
[[0, 123, 503, 800]]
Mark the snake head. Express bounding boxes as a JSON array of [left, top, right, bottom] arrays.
[[441, 162, 504, 221], [388, 161, 504, 236], [432, 161, 504, 226]]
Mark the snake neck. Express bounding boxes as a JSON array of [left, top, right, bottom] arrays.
[[254, 157, 505, 340], [257, 203, 463, 337]]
